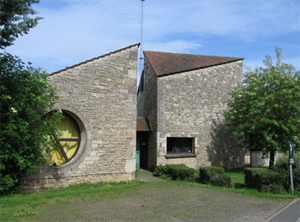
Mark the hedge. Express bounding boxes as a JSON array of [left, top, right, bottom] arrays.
[[199, 167, 231, 188], [168, 164, 195, 182], [275, 152, 300, 192], [153, 164, 195, 182], [153, 165, 169, 179], [244, 168, 286, 193]]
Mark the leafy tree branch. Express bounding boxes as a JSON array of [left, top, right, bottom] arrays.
[[225, 48, 300, 169], [0, 0, 43, 49], [0, 52, 62, 194]]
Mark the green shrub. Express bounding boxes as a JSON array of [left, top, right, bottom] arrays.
[[199, 167, 231, 187], [209, 174, 232, 188], [0, 53, 62, 194], [261, 184, 286, 194], [199, 167, 224, 183], [244, 168, 286, 193], [153, 164, 196, 182], [234, 183, 246, 189], [168, 164, 195, 182], [153, 165, 169, 178], [293, 168, 300, 192], [275, 152, 300, 171], [244, 168, 255, 188], [275, 152, 300, 192]]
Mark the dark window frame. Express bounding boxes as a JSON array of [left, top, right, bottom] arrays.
[[167, 137, 194, 154]]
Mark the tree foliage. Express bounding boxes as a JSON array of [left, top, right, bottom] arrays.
[[0, 52, 62, 194], [224, 48, 300, 169], [0, 0, 43, 49]]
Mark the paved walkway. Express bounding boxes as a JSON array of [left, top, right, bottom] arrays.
[[27, 169, 298, 222], [138, 169, 299, 222], [137, 169, 167, 182], [265, 198, 300, 222]]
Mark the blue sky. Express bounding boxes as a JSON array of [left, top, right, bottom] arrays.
[[5, 0, 300, 77]]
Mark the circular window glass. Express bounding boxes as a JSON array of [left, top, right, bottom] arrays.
[[42, 112, 80, 166]]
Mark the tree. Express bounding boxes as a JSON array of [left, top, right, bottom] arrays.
[[224, 48, 300, 169], [0, 52, 62, 193], [0, 0, 43, 49]]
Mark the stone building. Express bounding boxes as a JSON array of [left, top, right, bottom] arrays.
[[20, 44, 245, 189], [20, 43, 139, 189], [137, 51, 245, 170]]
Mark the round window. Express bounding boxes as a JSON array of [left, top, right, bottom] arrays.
[[42, 112, 81, 166]]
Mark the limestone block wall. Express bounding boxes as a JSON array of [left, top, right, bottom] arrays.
[[156, 61, 244, 169], [19, 44, 139, 190]]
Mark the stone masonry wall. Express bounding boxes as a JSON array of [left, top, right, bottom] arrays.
[[156, 61, 245, 169], [19, 45, 139, 190]]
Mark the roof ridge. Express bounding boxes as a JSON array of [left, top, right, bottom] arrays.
[[49, 43, 140, 76]]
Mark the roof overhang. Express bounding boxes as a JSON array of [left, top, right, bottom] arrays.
[[137, 117, 152, 132]]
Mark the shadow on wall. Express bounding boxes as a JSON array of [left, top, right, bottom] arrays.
[[206, 120, 245, 169]]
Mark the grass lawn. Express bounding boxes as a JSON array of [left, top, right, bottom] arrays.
[[224, 167, 245, 184], [0, 181, 142, 221]]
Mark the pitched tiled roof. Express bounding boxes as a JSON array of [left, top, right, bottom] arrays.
[[49, 43, 140, 76], [143, 51, 243, 76]]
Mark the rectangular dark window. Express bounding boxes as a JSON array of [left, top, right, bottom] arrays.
[[167, 137, 194, 154]]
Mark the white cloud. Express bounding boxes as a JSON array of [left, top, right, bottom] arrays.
[[143, 0, 299, 41], [4, 0, 299, 73]]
